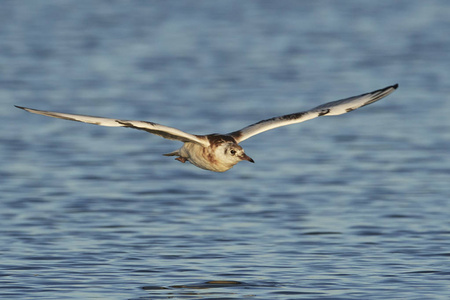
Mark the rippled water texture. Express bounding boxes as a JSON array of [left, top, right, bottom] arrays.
[[2, 1, 450, 299]]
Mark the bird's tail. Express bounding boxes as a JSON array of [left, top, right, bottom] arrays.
[[163, 150, 180, 156]]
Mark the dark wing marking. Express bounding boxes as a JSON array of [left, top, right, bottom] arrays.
[[15, 106, 209, 146], [229, 84, 398, 143]]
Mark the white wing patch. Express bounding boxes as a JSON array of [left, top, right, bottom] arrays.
[[15, 106, 209, 146], [229, 84, 398, 143]]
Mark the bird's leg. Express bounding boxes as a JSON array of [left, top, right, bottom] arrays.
[[175, 156, 187, 163]]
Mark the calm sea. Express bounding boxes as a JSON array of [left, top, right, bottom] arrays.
[[2, 1, 450, 299]]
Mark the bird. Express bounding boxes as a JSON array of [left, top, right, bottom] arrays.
[[16, 84, 398, 172]]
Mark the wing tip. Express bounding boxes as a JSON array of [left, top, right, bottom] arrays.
[[15, 105, 34, 113], [392, 83, 399, 89]]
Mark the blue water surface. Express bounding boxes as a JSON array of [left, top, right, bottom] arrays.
[[1, 1, 450, 299]]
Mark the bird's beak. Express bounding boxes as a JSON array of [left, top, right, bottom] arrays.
[[241, 153, 254, 163]]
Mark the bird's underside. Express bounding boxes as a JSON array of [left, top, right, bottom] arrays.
[[16, 84, 398, 172]]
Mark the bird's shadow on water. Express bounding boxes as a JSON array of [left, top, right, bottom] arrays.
[[138, 280, 325, 299]]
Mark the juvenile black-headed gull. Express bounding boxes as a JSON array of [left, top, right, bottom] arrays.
[[16, 84, 398, 172]]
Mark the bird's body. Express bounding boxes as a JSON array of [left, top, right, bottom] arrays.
[[16, 84, 398, 172], [167, 135, 252, 172]]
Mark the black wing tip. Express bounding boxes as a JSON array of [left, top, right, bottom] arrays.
[[15, 105, 26, 110], [373, 83, 398, 95]]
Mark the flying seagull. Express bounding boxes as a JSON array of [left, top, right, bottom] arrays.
[[16, 84, 398, 172]]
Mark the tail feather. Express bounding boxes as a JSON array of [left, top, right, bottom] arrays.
[[163, 150, 180, 156]]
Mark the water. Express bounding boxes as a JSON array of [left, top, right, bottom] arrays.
[[2, 1, 450, 299]]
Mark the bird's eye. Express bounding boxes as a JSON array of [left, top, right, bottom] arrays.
[[230, 150, 236, 156]]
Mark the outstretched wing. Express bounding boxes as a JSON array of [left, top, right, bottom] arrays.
[[229, 84, 398, 143], [15, 106, 209, 146]]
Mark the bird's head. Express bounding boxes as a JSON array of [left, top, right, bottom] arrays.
[[216, 142, 254, 166]]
